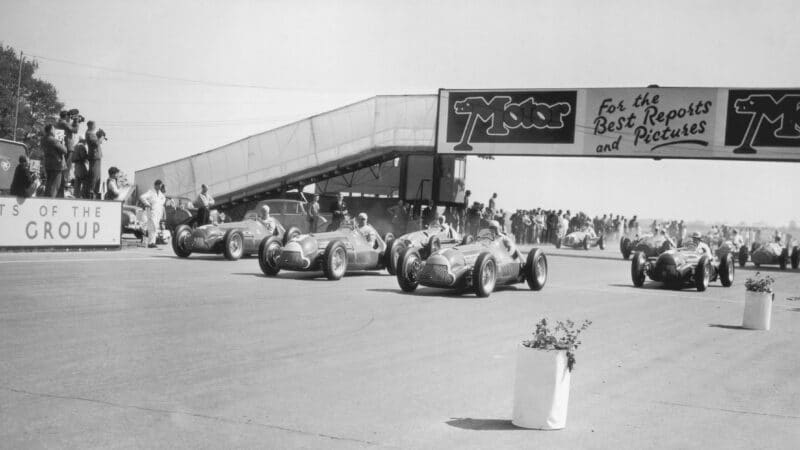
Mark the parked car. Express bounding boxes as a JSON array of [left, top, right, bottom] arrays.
[[244, 199, 328, 234], [556, 230, 604, 250], [258, 222, 394, 280], [385, 225, 471, 275], [747, 239, 799, 270], [121, 204, 145, 239], [172, 218, 296, 260], [395, 228, 547, 298], [715, 240, 750, 268], [630, 246, 735, 291]]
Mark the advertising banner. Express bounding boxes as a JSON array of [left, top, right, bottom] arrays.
[[0, 196, 122, 248], [437, 88, 800, 161]]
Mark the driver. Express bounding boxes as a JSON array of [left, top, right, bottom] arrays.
[[686, 231, 712, 256], [488, 220, 522, 260], [356, 212, 379, 243], [432, 215, 454, 239], [259, 205, 285, 236], [580, 219, 597, 239], [731, 229, 744, 248]]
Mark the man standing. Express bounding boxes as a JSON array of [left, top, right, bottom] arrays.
[[306, 194, 325, 232], [56, 111, 80, 195], [330, 192, 348, 230], [10, 155, 38, 197], [85, 121, 103, 199], [488, 193, 498, 217], [139, 180, 166, 248], [41, 124, 68, 197], [194, 184, 215, 226]]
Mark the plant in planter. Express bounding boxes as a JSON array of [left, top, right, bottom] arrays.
[[743, 272, 775, 330], [513, 318, 592, 430]]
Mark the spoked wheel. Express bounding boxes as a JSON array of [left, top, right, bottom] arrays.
[[473, 252, 497, 298], [258, 237, 282, 276], [172, 225, 193, 258], [695, 256, 711, 291], [396, 247, 421, 292], [525, 248, 547, 291], [223, 229, 244, 260], [386, 240, 404, 276], [324, 241, 348, 280]]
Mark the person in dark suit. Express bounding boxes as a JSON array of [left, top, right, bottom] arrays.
[[85, 121, 103, 199], [330, 192, 348, 230], [41, 124, 68, 197], [10, 155, 38, 197]]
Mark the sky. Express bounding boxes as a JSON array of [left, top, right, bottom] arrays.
[[1, 0, 798, 226]]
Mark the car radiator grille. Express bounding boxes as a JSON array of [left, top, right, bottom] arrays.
[[419, 264, 449, 284], [281, 251, 305, 266]]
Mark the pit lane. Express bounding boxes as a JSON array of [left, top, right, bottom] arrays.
[[1, 245, 798, 449]]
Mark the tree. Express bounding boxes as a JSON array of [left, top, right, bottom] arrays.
[[0, 44, 64, 158]]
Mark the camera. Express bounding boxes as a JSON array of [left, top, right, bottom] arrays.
[[62, 108, 85, 123], [97, 129, 109, 140]]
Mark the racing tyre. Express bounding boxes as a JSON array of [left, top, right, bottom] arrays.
[[473, 252, 497, 298], [386, 240, 404, 276], [779, 248, 789, 270], [620, 237, 631, 260], [555, 239, 562, 249], [582, 236, 589, 250], [461, 234, 474, 245], [738, 245, 749, 267], [524, 248, 547, 291], [792, 247, 800, 269], [258, 237, 282, 276], [598, 236, 605, 250], [172, 224, 193, 258], [695, 255, 711, 292], [323, 241, 348, 280], [396, 247, 421, 292], [631, 251, 646, 287], [283, 226, 302, 246], [719, 253, 734, 287], [223, 229, 244, 261]]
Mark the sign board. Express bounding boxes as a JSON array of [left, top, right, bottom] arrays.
[[0, 196, 122, 248], [437, 88, 800, 161]]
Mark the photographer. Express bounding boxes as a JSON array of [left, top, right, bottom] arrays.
[[10, 155, 40, 198], [41, 124, 68, 197], [85, 121, 105, 199], [72, 139, 90, 198]]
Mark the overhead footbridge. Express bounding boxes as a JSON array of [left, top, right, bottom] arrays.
[[134, 95, 439, 209]]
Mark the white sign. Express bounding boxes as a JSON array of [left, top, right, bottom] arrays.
[[0, 196, 121, 248]]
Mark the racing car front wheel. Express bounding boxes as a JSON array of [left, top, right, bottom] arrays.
[[719, 253, 734, 287], [396, 247, 421, 292], [172, 225, 193, 258], [386, 240, 404, 276], [323, 241, 348, 280], [258, 237, 282, 276], [792, 247, 800, 269], [223, 229, 244, 261], [695, 256, 711, 292], [631, 251, 646, 287], [525, 248, 547, 291], [473, 252, 497, 298], [738, 246, 749, 267], [779, 249, 789, 270], [620, 237, 631, 260]]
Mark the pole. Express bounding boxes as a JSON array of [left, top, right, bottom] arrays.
[[12, 51, 23, 141]]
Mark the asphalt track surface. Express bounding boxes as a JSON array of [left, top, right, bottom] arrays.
[[1, 243, 799, 449]]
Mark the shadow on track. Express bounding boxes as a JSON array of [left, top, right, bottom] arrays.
[[445, 418, 521, 431], [541, 252, 624, 262], [366, 285, 523, 298], [233, 271, 388, 281], [608, 283, 730, 292], [708, 324, 748, 330]]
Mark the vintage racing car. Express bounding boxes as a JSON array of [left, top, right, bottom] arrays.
[[121, 204, 145, 240], [619, 233, 672, 260], [556, 230, 604, 250], [715, 240, 750, 268], [385, 225, 472, 275], [630, 246, 735, 291], [171, 219, 296, 260], [395, 229, 547, 298], [258, 223, 394, 280], [747, 238, 799, 270]]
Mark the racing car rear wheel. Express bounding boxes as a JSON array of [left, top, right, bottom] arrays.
[[598, 236, 605, 250], [792, 247, 800, 269], [555, 239, 562, 249], [695, 256, 711, 292], [172, 225, 193, 258], [582, 236, 590, 250], [461, 234, 474, 245], [258, 237, 282, 276], [779, 248, 789, 270], [738, 245, 749, 267], [283, 226, 301, 246], [473, 252, 497, 298], [323, 241, 348, 280], [396, 247, 421, 292], [631, 251, 646, 287], [223, 230, 244, 261], [620, 237, 631, 260], [524, 248, 547, 291], [386, 240, 404, 276], [719, 253, 734, 287]]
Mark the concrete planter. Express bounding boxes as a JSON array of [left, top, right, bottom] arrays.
[[511, 345, 571, 430], [742, 290, 774, 330]]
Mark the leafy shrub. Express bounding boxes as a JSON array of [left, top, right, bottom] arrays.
[[744, 272, 775, 294], [522, 319, 592, 371]]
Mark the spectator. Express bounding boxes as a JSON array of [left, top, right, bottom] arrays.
[[305, 193, 326, 232], [459, 189, 472, 233], [85, 121, 104, 199], [104, 167, 121, 200], [194, 184, 215, 226], [330, 192, 348, 230], [139, 179, 166, 248], [488, 192, 498, 216], [41, 124, 68, 197], [72, 139, 90, 198], [56, 110, 80, 195], [10, 155, 39, 197], [259, 204, 285, 236], [387, 199, 409, 235]]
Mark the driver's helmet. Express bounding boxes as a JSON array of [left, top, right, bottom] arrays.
[[488, 220, 501, 234], [357, 212, 368, 225], [260, 205, 270, 219], [691, 231, 702, 241]]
